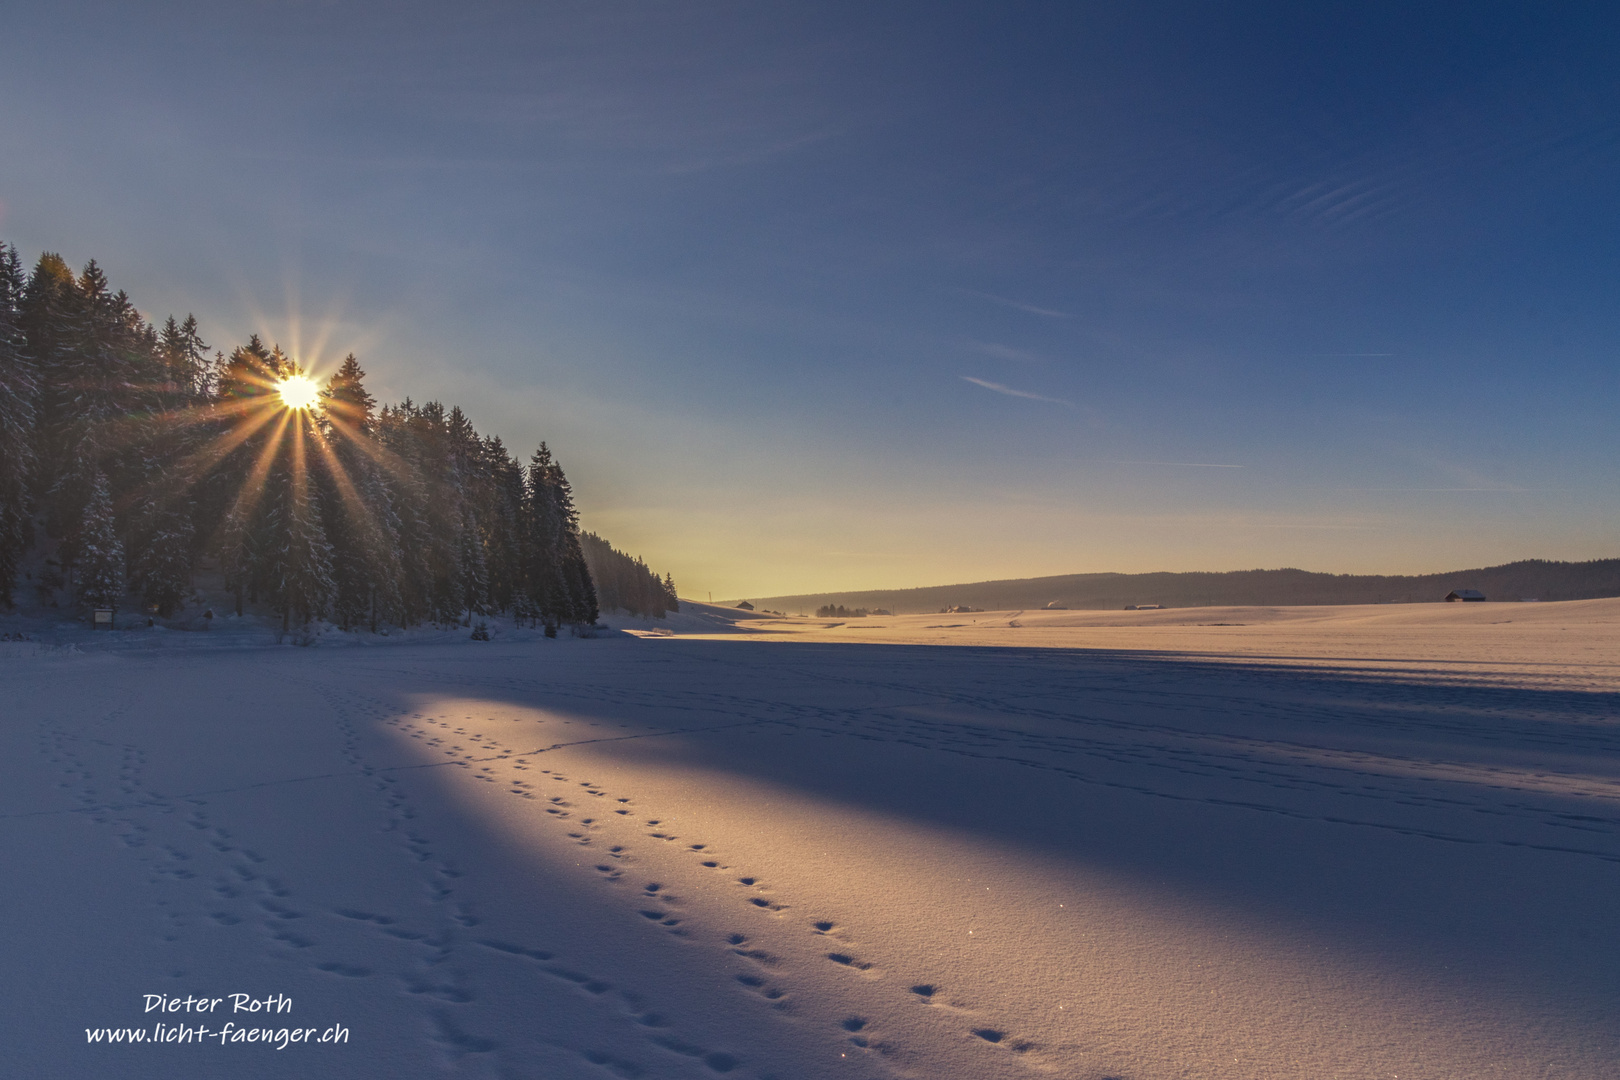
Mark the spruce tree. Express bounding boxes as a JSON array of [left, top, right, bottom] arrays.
[[318, 356, 402, 630], [206, 335, 287, 614], [159, 314, 211, 401], [264, 427, 335, 633], [76, 470, 125, 611], [131, 496, 194, 616], [524, 443, 596, 628], [487, 437, 533, 628], [124, 311, 211, 618], [21, 253, 89, 546], [0, 243, 34, 608], [457, 505, 489, 623], [219, 504, 257, 617], [375, 401, 434, 626]]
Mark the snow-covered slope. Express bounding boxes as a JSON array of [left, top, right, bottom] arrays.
[[3, 606, 1617, 1077]]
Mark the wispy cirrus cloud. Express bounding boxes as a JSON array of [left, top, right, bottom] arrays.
[[960, 376, 1072, 406], [957, 288, 1073, 318], [1113, 460, 1244, 468], [967, 340, 1045, 363]]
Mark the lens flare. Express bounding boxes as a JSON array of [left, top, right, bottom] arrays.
[[278, 375, 320, 410]]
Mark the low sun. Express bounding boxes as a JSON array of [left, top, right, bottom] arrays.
[[278, 374, 319, 410]]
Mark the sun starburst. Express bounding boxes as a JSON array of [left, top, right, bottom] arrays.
[[278, 374, 320, 410]]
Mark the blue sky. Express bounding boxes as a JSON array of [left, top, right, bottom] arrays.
[[3, 2, 1617, 596]]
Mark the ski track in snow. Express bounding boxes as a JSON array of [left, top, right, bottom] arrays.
[[4, 629, 1618, 1078]]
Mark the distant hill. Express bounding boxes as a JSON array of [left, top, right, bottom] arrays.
[[737, 559, 1620, 615]]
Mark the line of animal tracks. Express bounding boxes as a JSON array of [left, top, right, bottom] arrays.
[[4, 628, 1618, 1078]]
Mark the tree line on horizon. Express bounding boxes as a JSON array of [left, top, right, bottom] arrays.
[[0, 242, 632, 635], [579, 532, 679, 619], [755, 560, 1620, 614], [814, 604, 890, 618]]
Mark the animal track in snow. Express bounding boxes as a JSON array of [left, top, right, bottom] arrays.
[[316, 962, 372, 978], [333, 908, 395, 925]]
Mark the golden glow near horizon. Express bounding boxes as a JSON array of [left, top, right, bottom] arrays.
[[278, 374, 320, 410]]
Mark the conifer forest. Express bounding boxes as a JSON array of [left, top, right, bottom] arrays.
[[0, 243, 675, 634], [579, 532, 680, 620]]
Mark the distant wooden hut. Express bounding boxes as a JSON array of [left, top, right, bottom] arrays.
[[1444, 589, 1486, 602], [736, 600, 755, 610]]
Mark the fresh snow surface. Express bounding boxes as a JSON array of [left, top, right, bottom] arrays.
[[3, 600, 1618, 1078]]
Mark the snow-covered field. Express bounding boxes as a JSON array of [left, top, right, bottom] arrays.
[[4, 600, 1618, 1078]]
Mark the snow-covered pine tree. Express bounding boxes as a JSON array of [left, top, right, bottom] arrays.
[[21, 254, 89, 547], [131, 492, 195, 617], [22, 258, 162, 583], [263, 424, 335, 634], [559, 526, 597, 627], [61, 264, 141, 512], [445, 406, 490, 622], [524, 443, 597, 629], [159, 314, 212, 401], [355, 465, 406, 630], [0, 243, 35, 608], [75, 470, 124, 611], [522, 444, 563, 631], [456, 504, 489, 624], [124, 311, 211, 618], [218, 504, 257, 617], [318, 356, 404, 631], [216, 335, 279, 400], [204, 336, 287, 614], [386, 400, 457, 625], [482, 440, 526, 616], [375, 401, 434, 626]]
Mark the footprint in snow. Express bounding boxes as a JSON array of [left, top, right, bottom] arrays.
[[316, 962, 372, 978], [478, 940, 553, 961], [972, 1028, 1035, 1052], [580, 1048, 647, 1078], [333, 908, 395, 925], [827, 952, 872, 970], [649, 1035, 740, 1073], [430, 1013, 498, 1056]]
